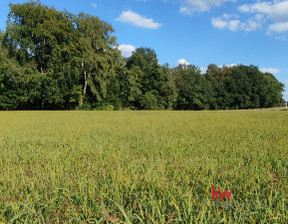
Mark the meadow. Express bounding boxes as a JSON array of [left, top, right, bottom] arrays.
[[0, 111, 287, 223]]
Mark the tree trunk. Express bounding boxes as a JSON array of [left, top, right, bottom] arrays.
[[80, 62, 91, 105], [80, 71, 87, 105]]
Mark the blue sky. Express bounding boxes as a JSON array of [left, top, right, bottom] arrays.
[[0, 0, 287, 100]]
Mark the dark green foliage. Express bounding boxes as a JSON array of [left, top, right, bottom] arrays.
[[125, 48, 177, 110], [1, 1, 120, 110], [205, 64, 284, 109], [0, 69, 21, 110], [0, 32, 24, 110], [260, 73, 284, 108], [117, 65, 143, 109], [73, 12, 120, 106], [4, 1, 80, 109], [0, 2, 284, 110], [173, 64, 212, 110]]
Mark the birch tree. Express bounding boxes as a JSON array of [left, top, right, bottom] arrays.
[[74, 13, 120, 105]]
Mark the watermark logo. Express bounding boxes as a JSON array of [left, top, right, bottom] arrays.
[[212, 186, 232, 200], [205, 186, 255, 209]]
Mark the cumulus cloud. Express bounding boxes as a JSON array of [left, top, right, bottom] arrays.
[[268, 22, 288, 33], [200, 66, 208, 74], [238, 1, 288, 35], [117, 44, 136, 57], [212, 14, 265, 32], [178, 58, 190, 65], [116, 10, 162, 29], [180, 0, 236, 14], [238, 1, 288, 21], [260, 67, 280, 74], [212, 18, 228, 29], [178, 0, 288, 36]]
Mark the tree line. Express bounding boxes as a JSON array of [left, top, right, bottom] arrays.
[[0, 1, 284, 110]]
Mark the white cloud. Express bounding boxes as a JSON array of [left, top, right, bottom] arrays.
[[118, 44, 136, 57], [223, 64, 237, 67], [228, 20, 241, 31], [238, 1, 288, 35], [90, 3, 97, 8], [260, 67, 280, 74], [178, 58, 190, 65], [178, 0, 288, 37], [238, 1, 288, 22], [268, 22, 288, 33], [212, 14, 264, 32], [116, 10, 162, 29], [200, 66, 208, 74], [180, 0, 236, 14], [212, 18, 228, 29], [180, 7, 192, 15]]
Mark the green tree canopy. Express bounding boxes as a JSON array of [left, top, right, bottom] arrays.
[[2, 1, 120, 109], [204, 64, 284, 109], [126, 47, 177, 109], [173, 64, 212, 110]]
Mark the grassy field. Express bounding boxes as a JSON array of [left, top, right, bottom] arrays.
[[0, 111, 287, 223]]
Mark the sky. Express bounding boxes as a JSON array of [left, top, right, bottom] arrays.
[[0, 0, 287, 100]]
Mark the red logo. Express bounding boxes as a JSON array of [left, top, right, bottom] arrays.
[[212, 186, 232, 200]]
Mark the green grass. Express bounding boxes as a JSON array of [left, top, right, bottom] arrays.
[[0, 111, 287, 223]]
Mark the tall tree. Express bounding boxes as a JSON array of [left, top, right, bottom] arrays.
[[204, 64, 284, 109], [0, 31, 23, 109], [5, 1, 79, 108], [118, 65, 143, 109], [260, 73, 284, 108], [173, 64, 212, 110], [126, 47, 177, 109], [4, 1, 120, 109], [74, 13, 120, 106]]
